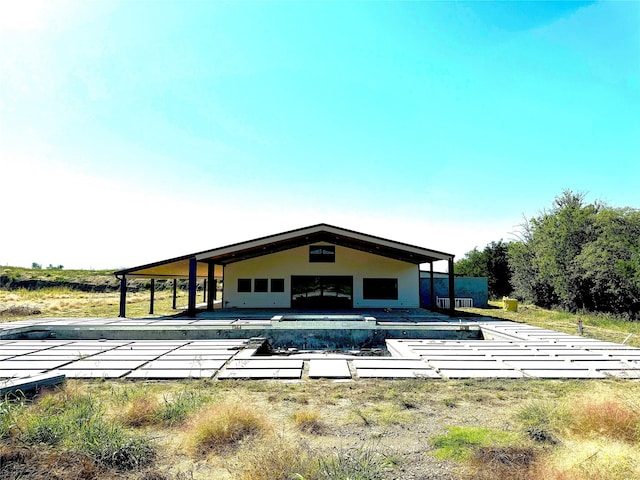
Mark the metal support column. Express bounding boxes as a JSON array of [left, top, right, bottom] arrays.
[[430, 262, 435, 309], [118, 275, 127, 318], [203, 279, 207, 303], [448, 257, 455, 314], [207, 263, 215, 311], [187, 257, 197, 316], [149, 278, 155, 314], [172, 279, 177, 309]]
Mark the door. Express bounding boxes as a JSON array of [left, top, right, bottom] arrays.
[[291, 275, 353, 309]]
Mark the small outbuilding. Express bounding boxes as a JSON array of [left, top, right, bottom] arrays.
[[115, 224, 456, 316]]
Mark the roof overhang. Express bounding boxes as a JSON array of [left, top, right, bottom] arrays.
[[115, 223, 454, 278]]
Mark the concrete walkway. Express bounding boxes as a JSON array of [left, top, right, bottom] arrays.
[[1, 315, 639, 382]]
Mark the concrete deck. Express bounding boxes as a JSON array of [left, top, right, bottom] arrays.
[[1, 311, 639, 384]]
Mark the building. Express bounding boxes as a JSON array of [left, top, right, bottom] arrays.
[[115, 224, 456, 316]]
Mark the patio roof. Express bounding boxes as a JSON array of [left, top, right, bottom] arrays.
[[115, 223, 454, 278]]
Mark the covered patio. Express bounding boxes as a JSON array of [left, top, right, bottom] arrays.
[[114, 224, 457, 317]]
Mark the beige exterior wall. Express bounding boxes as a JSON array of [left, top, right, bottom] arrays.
[[223, 243, 419, 308]]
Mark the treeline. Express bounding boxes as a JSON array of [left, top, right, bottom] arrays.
[[456, 190, 640, 319]]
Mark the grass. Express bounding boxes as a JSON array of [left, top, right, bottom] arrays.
[[184, 400, 270, 454], [461, 300, 640, 348], [18, 389, 155, 471], [292, 407, 325, 433], [431, 426, 521, 461], [1, 379, 639, 479], [313, 443, 396, 480]]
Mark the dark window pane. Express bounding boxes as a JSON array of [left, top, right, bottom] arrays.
[[309, 245, 335, 263], [237, 278, 252, 292], [254, 278, 268, 292], [363, 278, 398, 300], [271, 278, 285, 292]]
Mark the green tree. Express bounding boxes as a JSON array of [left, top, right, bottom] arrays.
[[509, 190, 640, 317], [456, 241, 512, 299]]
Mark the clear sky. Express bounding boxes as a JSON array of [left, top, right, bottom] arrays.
[[1, 0, 639, 270]]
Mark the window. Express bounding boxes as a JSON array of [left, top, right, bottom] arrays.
[[363, 278, 398, 300], [271, 278, 285, 292], [237, 278, 252, 292], [254, 278, 268, 292], [309, 245, 335, 263]]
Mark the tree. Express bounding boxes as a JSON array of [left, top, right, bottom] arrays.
[[508, 190, 640, 317], [456, 240, 512, 299], [31, 262, 42, 269]]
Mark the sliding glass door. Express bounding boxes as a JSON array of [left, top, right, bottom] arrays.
[[291, 275, 353, 309]]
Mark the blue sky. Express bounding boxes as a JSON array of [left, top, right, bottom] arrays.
[[1, 0, 639, 270]]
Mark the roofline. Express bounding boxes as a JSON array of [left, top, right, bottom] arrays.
[[115, 223, 455, 276], [194, 223, 454, 262]]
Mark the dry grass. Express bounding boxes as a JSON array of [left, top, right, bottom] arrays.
[[0, 288, 189, 321], [292, 407, 324, 434], [183, 400, 270, 455], [469, 445, 539, 480], [231, 432, 319, 480], [570, 398, 640, 442], [121, 396, 162, 428]]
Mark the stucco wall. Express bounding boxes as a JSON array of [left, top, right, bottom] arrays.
[[223, 243, 420, 308], [419, 277, 489, 308]]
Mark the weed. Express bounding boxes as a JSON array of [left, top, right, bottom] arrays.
[[517, 400, 567, 444], [0, 394, 24, 439], [185, 400, 269, 454], [470, 445, 539, 480], [570, 398, 640, 442], [76, 419, 155, 470], [19, 391, 155, 471], [431, 426, 520, 461], [315, 443, 395, 480], [122, 395, 160, 427], [292, 407, 324, 434], [233, 432, 318, 480], [156, 390, 208, 426]]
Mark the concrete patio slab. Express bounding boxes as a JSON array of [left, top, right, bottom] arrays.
[[0, 370, 45, 378], [227, 359, 304, 369], [439, 369, 524, 379], [308, 359, 351, 378], [218, 369, 302, 379], [127, 369, 217, 379], [356, 369, 441, 379], [143, 359, 227, 370]]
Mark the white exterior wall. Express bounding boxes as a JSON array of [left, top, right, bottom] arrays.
[[223, 244, 419, 308]]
